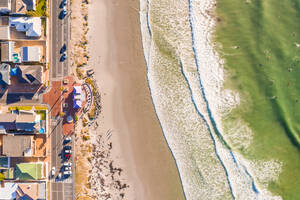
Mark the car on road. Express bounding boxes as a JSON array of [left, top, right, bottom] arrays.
[[64, 166, 71, 171], [60, 53, 67, 62], [59, 7, 67, 19], [60, 44, 67, 54], [62, 6, 67, 15], [63, 170, 72, 175], [64, 145, 72, 150], [64, 136, 71, 143], [63, 162, 72, 167], [57, 172, 62, 179], [65, 154, 71, 160], [59, 0, 67, 8], [64, 149, 72, 154], [51, 167, 55, 177]]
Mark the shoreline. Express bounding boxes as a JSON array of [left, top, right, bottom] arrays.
[[87, 0, 185, 199]]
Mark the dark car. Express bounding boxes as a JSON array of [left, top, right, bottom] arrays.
[[64, 145, 72, 150], [60, 53, 67, 62], [60, 44, 66, 54]]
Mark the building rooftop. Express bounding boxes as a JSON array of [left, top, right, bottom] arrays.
[[17, 65, 42, 84], [0, 182, 46, 200], [1, 41, 15, 62], [13, 0, 36, 14], [15, 163, 42, 180], [0, 0, 11, 8], [0, 63, 11, 86], [21, 46, 40, 62], [9, 17, 41, 37], [0, 182, 17, 200], [0, 113, 38, 132], [2, 135, 32, 157]]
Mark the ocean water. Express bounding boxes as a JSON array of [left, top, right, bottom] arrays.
[[139, 0, 296, 199]]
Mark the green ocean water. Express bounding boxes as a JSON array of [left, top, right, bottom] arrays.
[[215, 0, 300, 199]]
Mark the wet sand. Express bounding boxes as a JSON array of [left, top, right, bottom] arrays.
[[87, 0, 185, 199]]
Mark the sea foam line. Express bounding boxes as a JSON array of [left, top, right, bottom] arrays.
[[179, 60, 235, 199], [187, 0, 261, 196]]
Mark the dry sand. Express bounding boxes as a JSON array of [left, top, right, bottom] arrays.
[[87, 0, 185, 199]]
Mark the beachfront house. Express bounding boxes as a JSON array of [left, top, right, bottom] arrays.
[[9, 17, 41, 37], [0, 112, 40, 133], [1, 41, 15, 63], [0, 182, 46, 200], [20, 46, 41, 62], [1, 135, 34, 157]]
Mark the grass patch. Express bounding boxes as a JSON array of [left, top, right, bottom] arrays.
[[9, 106, 33, 111], [215, 0, 300, 198], [35, 110, 46, 120], [34, 106, 48, 110], [26, 0, 48, 17]]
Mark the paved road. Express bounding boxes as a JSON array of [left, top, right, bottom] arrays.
[[51, 0, 70, 80], [50, 119, 73, 200], [49, 0, 73, 199]]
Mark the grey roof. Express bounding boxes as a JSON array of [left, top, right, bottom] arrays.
[[0, 113, 36, 131], [2, 135, 32, 157], [0, 63, 11, 85], [18, 65, 42, 84], [0, 0, 10, 8], [1, 41, 14, 62], [0, 113, 16, 122]]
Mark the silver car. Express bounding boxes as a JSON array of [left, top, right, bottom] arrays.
[[63, 170, 72, 175], [63, 162, 72, 167]]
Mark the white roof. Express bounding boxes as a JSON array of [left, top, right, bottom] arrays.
[[0, 182, 17, 200], [9, 17, 41, 37], [74, 86, 82, 94], [21, 46, 41, 62]]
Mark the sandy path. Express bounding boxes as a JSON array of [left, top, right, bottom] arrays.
[[87, 0, 185, 199]]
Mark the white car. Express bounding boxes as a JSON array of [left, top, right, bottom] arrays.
[[64, 167, 71, 171], [64, 149, 72, 154], [51, 167, 55, 177], [63, 162, 72, 167], [62, 6, 67, 15], [64, 136, 71, 142], [63, 171, 72, 175]]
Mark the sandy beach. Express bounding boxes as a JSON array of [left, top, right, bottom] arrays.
[[87, 0, 185, 199]]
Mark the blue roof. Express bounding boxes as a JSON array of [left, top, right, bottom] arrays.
[[10, 67, 18, 76], [22, 47, 29, 62], [73, 100, 81, 109]]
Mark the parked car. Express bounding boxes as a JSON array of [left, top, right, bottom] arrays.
[[57, 172, 62, 179], [60, 53, 67, 62], [60, 44, 67, 54], [62, 6, 67, 15], [65, 154, 71, 159], [63, 170, 72, 175], [63, 162, 72, 167], [62, 0, 67, 6], [64, 149, 72, 154], [64, 145, 72, 150], [64, 166, 71, 171], [51, 167, 55, 177], [64, 136, 71, 143]]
